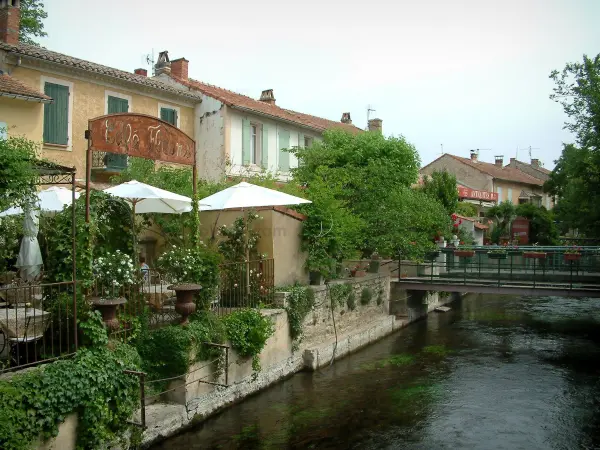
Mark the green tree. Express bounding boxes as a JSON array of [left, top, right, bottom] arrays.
[[0, 135, 38, 213], [456, 202, 478, 217], [421, 170, 459, 215], [515, 203, 558, 245], [545, 54, 600, 237], [19, 0, 48, 46], [486, 202, 516, 244]]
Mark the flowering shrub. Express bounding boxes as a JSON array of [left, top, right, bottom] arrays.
[[156, 246, 221, 290], [92, 250, 136, 291], [217, 213, 261, 262], [564, 246, 583, 255]]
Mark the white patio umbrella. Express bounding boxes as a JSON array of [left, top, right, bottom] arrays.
[[198, 182, 311, 212], [14, 208, 43, 282], [198, 182, 311, 287], [103, 180, 200, 254], [0, 187, 80, 217]]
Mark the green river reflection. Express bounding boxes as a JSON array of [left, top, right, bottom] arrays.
[[151, 293, 600, 449]]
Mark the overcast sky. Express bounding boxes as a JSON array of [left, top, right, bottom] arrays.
[[41, 0, 599, 169]]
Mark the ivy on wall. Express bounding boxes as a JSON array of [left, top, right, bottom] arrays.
[[223, 309, 275, 372], [281, 284, 316, 349], [0, 311, 141, 450]]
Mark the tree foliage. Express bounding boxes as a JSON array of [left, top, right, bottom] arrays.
[[421, 170, 459, 215], [515, 203, 559, 245], [546, 54, 600, 237], [486, 202, 516, 244], [0, 135, 38, 213], [19, 0, 48, 46], [456, 202, 478, 217], [291, 130, 450, 265]]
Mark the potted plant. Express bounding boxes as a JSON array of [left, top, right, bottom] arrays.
[[507, 245, 523, 256], [564, 246, 582, 261], [91, 250, 135, 331], [349, 264, 366, 278], [454, 246, 475, 258], [523, 247, 547, 259], [487, 248, 508, 260], [157, 246, 206, 325], [367, 251, 381, 273]]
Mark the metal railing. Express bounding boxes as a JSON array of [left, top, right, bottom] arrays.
[[397, 246, 600, 292], [215, 258, 275, 316], [0, 280, 78, 373]]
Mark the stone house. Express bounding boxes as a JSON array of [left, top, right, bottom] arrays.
[[153, 53, 368, 181], [420, 151, 553, 210], [505, 157, 551, 183]]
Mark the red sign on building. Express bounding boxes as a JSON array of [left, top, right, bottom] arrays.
[[457, 185, 498, 202]]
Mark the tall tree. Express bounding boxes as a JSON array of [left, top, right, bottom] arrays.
[[19, 0, 48, 46], [421, 170, 459, 215], [545, 54, 600, 237]]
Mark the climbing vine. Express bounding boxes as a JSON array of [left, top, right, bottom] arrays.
[[346, 290, 357, 310], [0, 311, 141, 450], [136, 312, 226, 391], [223, 309, 275, 372], [282, 284, 316, 348], [328, 283, 353, 308], [360, 287, 373, 305]]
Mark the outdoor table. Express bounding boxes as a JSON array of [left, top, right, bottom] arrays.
[[0, 307, 51, 340], [141, 283, 175, 309]]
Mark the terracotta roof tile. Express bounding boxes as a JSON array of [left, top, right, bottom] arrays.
[[447, 154, 544, 186], [175, 76, 363, 134], [0, 42, 204, 101], [0, 73, 51, 101]]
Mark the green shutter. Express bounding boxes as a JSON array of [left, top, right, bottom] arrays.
[[297, 132, 305, 167], [278, 128, 290, 171], [108, 96, 128, 114], [160, 107, 177, 126], [261, 124, 269, 169], [43, 82, 69, 145], [242, 118, 251, 165]]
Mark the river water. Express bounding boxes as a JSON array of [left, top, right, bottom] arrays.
[[151, 294, 600, 450]]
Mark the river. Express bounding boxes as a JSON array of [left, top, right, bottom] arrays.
[[151, 293, 600, 450]]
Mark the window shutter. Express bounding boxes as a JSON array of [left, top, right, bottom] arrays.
[[278, 128, 290, 171], [43, 82, 69, 145], [108, 96, 128, 114], [297, 132, 305, 167], [261, 124, 269, 169], [242, 118, 251, 165], [507, 188, 513, 204], [160, 107, 177, 126], [0, 122, 6, 140], [497, 187, 503, 203]]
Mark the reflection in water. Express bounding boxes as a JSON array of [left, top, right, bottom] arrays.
[[151, 294, 600, 450]]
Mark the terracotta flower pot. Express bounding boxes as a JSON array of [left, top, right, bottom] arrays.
[[90, 297, 127, 331], [564, 253, 581, 261], [172, 283, 202, 325], [350, 270, 366, 278], [454, 250, 475, 258]]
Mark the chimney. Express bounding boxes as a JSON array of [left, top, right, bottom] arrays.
[[134, 68, 147, 77], [341, 112, 352, 124], [495, 155, 504, 167], [0, 0, 20, 46], [154, 51, 171, 76], [368, 118, 382, 133], [171, 57, 188, 80], [509, 157, 516, 165], [259, 89, 276, 105], [470, 150, 479, 162], [531, 158, 540, 168]]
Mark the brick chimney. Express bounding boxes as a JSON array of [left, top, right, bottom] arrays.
[[509, 157, 516, 165], [341, 112, 352, 124], [259, 89, 276, 105], [368, 118, 382, 133], [171, 58, 188, 80], [0, 0, 20, 45], [495, 155, 504, 167], [134, 68, 147, 77], [470, 150, 479, 162], [531, 158, 540, 169], [154, 51, 171, 76]]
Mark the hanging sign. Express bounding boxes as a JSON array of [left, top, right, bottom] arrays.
[[458, 185, 498, 202], [87, 113, 195, 166]]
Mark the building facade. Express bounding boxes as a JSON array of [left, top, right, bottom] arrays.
[[421, 151, 553, 212]]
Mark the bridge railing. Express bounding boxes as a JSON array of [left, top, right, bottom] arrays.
[[396, 246, 600, 291]]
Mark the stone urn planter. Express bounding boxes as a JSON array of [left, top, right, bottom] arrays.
[[171, 283, 202, 325], [564, 253, 582, 262], [90, 297, 127, 331]]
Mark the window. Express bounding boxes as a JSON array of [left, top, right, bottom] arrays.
[[160, 107, 178, 126], [106, 95, 129, 170], [304, 136, 313, 148], [507, 188, 513, 204], [496, 187, 503, 203], [43, 82, 69, 145], [0, 121, 6, 140], [250, 124, 262, 165]]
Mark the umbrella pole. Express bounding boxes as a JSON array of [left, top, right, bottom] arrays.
[[132, 201, 137, 260], [245, 209, 251, 302]]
